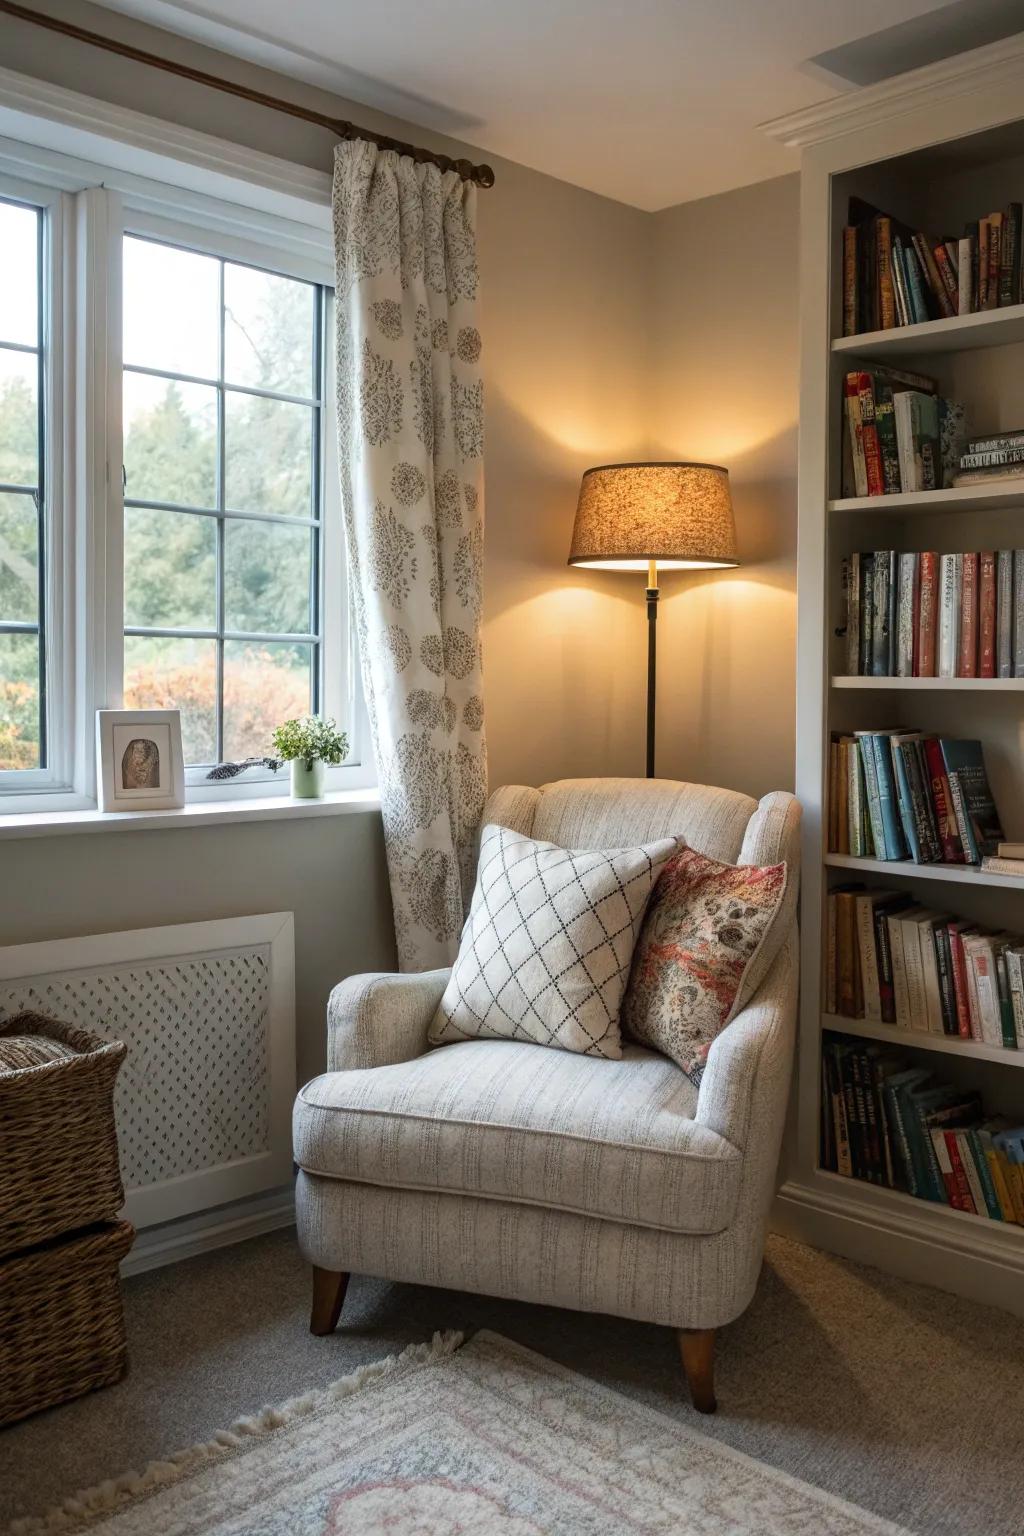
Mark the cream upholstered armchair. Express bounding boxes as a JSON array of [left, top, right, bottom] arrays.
[[293, 777, 800, 1412]]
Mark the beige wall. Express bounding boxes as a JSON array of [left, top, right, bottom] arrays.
[[0, 5, 801, 1079], [649, 175, 800, 800]]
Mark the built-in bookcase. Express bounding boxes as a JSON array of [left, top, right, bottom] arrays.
[[765, 37, 1024, 1318]]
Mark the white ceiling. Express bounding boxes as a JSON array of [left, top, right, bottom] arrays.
[[91, 0, 982, 210]]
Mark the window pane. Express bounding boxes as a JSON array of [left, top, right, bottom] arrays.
[[0, 630, 40, 770], [0, 492, 39, 623], [0, 202, 38, 348], [0, 349, 38, 486], [122, 237, 220, 379], [123, 373, 217, 508], [224, 519, 312, 636], [224, 264, 314, 397], [124, 634, 217, 766], [224, 392, 312, 517], [124, 507, 216, 629], [223, 641, 311, 761]]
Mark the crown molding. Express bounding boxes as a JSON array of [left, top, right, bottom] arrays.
[[0, 63, 332, 224], [761, 30, 1024, 149]]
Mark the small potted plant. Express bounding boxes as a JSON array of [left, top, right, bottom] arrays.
[[272, 716, 348, 800]]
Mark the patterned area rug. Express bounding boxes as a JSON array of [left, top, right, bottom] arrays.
[[11, 1331, 910, 1536]]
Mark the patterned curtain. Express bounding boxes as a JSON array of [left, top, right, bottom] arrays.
[[332, 141, 487, 971]]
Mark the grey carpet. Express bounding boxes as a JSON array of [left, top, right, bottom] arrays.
[[1, 1229, 1019, 1536]]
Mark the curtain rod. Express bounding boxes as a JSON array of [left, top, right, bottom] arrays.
[[0, 0, 496, 188]]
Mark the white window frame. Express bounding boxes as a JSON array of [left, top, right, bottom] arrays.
[[0, 139, 372, 813], [0, 171, 77, 805]]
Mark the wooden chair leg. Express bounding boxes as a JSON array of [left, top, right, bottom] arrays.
[[310, 1266, 350, 1336], [677, 1327, 717, 1414]]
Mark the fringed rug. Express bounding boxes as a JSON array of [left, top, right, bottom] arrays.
[[10, 1330, 910, 1535]]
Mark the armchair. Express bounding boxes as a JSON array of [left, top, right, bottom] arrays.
[[293, 777, 800, 1412]]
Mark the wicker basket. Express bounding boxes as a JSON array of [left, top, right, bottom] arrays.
[[0, 1219, 135, 1426], [0, 1011, 127, 1257]]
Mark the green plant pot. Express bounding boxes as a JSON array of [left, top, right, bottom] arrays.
[[290, 758, 325, 800]]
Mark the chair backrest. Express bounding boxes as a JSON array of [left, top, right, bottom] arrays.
[[487, 775, 797, 861], [483, 776, 802, 931]]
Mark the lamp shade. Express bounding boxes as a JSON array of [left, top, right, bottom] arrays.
[[567, 461, 739, 572]]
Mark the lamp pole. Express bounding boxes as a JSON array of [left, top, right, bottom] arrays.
[[646, 558, 658, 779]]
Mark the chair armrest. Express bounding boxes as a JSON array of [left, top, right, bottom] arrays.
[[327, 968, 451, 1071], [695, 927, 797, 1153]]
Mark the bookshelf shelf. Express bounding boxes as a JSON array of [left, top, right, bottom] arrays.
[[813, 1168, 1024, 1248], [831, 301, 1024, 358], [821, 1012, 1024, 1066], [831, 676, 1024, 690], [824, 853, 1024, 890], [829, 480, 1024, 514]]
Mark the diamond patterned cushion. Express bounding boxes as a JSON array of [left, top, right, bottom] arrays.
[[428, 823, 681, 1059]]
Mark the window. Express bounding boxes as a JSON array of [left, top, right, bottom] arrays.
[[121, 235, 326, 769], [0, 162, 367, 812], [0, 197, 45, 774]]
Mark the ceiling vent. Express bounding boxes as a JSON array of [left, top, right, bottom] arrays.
[[803, 0, 1024, 90]]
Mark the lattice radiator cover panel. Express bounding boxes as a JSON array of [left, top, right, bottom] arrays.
[[0, 915, 295, 1228]]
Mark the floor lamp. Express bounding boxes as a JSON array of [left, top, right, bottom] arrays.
[[567, 462, 739, 779]]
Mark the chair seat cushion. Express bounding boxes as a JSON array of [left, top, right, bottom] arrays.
[[293, 1039, 741, 1235]]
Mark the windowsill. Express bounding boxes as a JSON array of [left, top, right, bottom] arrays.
[[0, 786, 381, 841]]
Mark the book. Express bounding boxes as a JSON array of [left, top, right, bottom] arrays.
[[959, 447, 1024, 469], [979, 216, 990, 308], [878, 217, 896, 330], [996, 842, 1024, 858], [1000, 202, 1022, 307], [957, 551, 978, 677], [917, 551, 938, 677], [968, 430, 1024, 452], [937, 553, 962, 677], [957, 233, 974, 314], [922, 736, 966, 862], [980, 856, 1024, 877], [874, 383, 901, 493], [857, 374, 885, 497], [947, 921, 976, 1036], [859, 554, 875, 677], [894, 390, 939, 492], [978, 551, 996, 677], [842, 226, 858, 336], [939, 739, 1005, 860], [914, 232, 954, 319], [939, 398, 966, 488], [997, 549, 1013, 677], [986, 210, 1003, 310], [871, 551, 896, 675], [896, 553, 918, 677], [1016, 551, 1024, 677], [844, 374, 868, 498], [933, 241, 958, 311], [836, 890, 862, 1017]]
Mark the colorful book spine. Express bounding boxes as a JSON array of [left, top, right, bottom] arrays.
[[957, 551, 979, 677], [978, 551, 996, 678], [937, 553, 961, 677], [896, 553, 917, 676], [842, 226, 858, 336], [917, 551, 938, 677], [997, 549, 1013, 677]]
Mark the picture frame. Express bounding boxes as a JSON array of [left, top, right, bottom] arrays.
[[96, 709, 186, 812]]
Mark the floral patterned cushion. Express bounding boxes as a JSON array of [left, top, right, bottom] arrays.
[[621, 848, 788, 1086]]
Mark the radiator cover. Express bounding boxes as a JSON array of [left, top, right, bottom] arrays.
[[0, 914, 296, 1228]]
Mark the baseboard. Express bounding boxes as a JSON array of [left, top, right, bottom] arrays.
[[771, 1178, 1024, 1319], [121, 1185, 295, 1277]]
